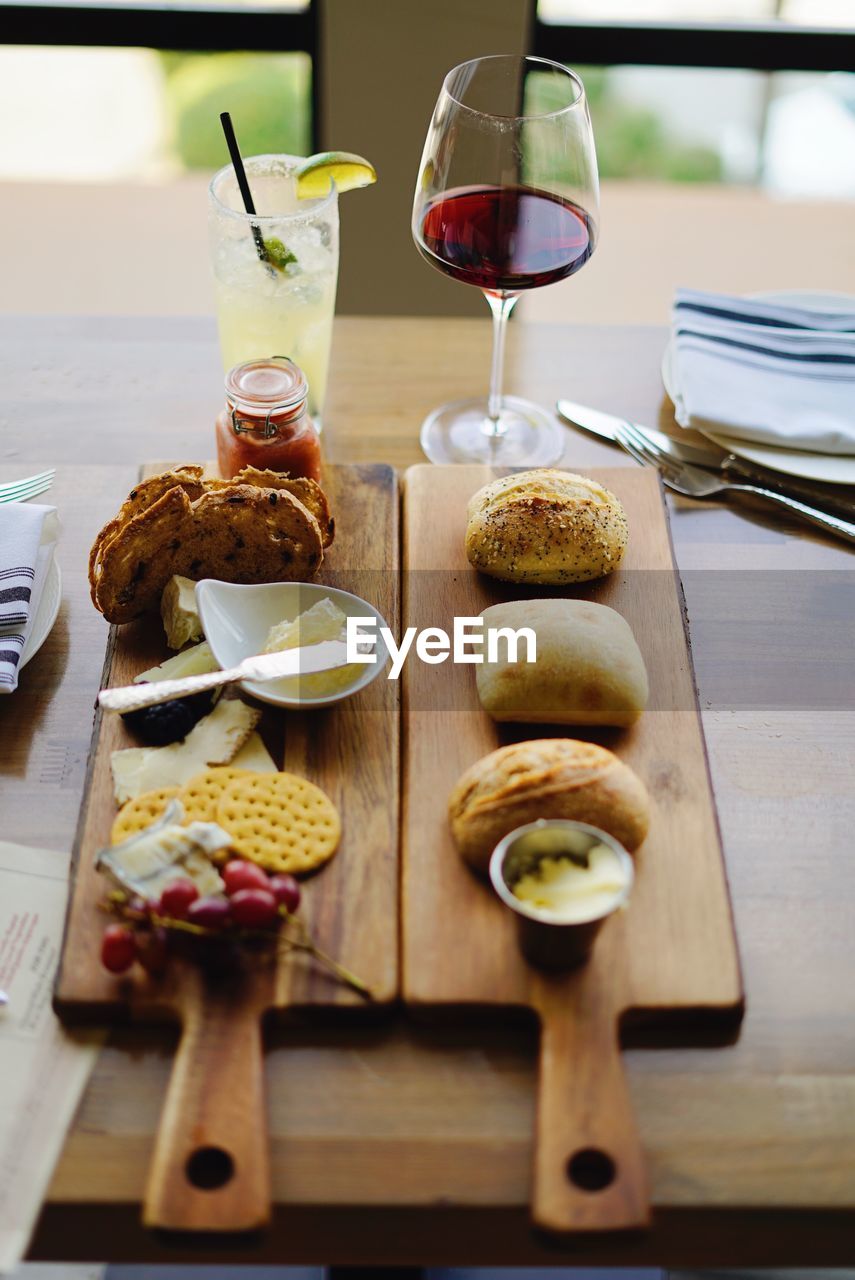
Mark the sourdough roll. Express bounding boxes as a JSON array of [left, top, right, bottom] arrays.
[[465, 469, 627, 584], [448, 738, 649, 875], [476, 598, 648, 727]]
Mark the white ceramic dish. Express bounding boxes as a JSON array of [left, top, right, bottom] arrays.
[[195, 579, 390, 710], [662, 289, 855, 486], [20, 552, 62, 669]]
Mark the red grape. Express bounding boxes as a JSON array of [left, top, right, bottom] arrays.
[[230, 888, 279, 929], [137, 926, 170, 976], [101, 924, 137, 974], [187, 896, 232, 931], [222, 860, 270, 896], [159, 879, 199, 920], [269, 874, 301, 914]]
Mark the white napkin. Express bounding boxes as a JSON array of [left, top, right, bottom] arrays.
[[0, 504, 59, 693], [672, 288, 855, 455]]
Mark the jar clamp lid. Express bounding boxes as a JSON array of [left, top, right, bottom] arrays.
[[225, 356, 309, 439]]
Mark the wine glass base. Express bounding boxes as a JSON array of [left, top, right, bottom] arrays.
[[420, 396, 565, 467]]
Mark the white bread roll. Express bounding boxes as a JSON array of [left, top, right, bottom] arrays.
[[477, 598, 648, 727], [448, 738, 650, 876], [465, 469, 627, 585]]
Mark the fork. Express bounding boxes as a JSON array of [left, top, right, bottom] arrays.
[[614, 421, 855, 546], [0, 469, 55, 504]]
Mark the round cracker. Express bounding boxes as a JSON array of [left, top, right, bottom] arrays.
[[216, 772, 340, 875], [111, 786, 180, 844], [178, 766, 259, 825]]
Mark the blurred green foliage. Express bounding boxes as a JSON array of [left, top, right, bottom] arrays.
[[157, 53, 720, 183], [528, 64, 723, 182], [158, 51, 311, 169]]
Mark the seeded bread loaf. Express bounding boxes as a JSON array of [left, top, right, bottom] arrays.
[[88, 466, 207, 605], [206, 468, 335, 547], [90, 466, 334, 623], [465, 469, 628, 585], [92, 483, 325, 623], [448, 738, 649, 875]]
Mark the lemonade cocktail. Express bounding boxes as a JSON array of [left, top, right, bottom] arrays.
[[208, 155, 339, 423]]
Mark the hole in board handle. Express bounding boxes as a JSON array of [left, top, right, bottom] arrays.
[[566, 1147, 617, 1192], [186, 1145, 235, 1190]]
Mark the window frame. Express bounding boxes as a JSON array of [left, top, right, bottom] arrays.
[[532, 13, 855, 71]]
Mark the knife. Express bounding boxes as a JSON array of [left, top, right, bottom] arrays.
[[557, 399, 855, 517], [98, 639, 354, 714]]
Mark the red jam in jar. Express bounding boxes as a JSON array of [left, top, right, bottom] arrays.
[[216, 357, 322, 482]]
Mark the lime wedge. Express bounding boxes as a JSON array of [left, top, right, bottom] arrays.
[[296, 151, 377, 199]]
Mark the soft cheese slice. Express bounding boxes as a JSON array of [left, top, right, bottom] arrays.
[[512, 844, 629, 923], [97, 810, 230, 899], [162, 575, 203, 650], [111, 699, 261, 804], [263, 597, 346, 653], [263, 598, 361, 698], [230, 731, 277, 773], [134, 640, 218, 685]]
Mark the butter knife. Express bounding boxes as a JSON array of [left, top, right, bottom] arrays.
[[557, 399, 855, 518], [99, 639, 352, 714]]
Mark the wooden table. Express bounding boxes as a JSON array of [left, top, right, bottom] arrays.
[[1, 315, 853, 1267]]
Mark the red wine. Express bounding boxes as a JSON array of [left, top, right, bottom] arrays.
[[417, 184, 594, 292]]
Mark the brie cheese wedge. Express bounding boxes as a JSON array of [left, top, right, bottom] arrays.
[[97, 802, 230, 900], [161, 575, 203, 650]]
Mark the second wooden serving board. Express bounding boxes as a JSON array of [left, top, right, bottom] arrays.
[[402, 464, 744, 1237]]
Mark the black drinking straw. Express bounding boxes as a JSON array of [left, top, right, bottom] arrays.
[[219, 111, 270, 266]]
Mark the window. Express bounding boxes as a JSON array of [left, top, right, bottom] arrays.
[[535, 0, 855, 195]]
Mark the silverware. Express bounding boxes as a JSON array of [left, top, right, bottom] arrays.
[[558, 400, 719, 462], [99, 639, 353, 713], [556, 400, 855, 518], [0, 469, 55, 504], [614, 418, 855, 545]]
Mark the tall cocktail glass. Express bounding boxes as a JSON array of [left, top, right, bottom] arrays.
[[208, 154, 339, 424]]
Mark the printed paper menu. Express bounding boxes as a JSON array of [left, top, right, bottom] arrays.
[[0, 842, 102, 1273]]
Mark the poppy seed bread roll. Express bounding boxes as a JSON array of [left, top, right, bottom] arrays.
[[465, 469, 627, 584], [448, 739, 649, 875]]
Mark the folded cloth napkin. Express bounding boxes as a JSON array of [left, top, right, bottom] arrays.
[[672, 288, 855, 455], [0, 503, 59, 693]]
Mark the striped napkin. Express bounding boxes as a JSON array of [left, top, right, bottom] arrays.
[[672, 288, 855, 455], [0, 504, 59, 693]]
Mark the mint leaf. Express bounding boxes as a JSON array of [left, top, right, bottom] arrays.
[[263, 236, 298, 271]]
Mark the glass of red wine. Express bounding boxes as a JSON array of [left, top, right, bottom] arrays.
[[413, 54, 599, 465]]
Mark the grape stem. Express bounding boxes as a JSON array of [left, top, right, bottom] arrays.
[[103, 899, 373, 1000], [280, 917, 374, 999]]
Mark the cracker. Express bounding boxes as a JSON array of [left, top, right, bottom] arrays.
[[178, 766, 259, 824], [111, 786, 180, 844], [216, 772, 340, 875]]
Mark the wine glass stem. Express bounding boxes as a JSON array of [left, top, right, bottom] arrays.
[[484, 291, 519, 437]]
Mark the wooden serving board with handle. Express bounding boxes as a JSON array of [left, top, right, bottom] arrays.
[[402, 465, 744, 1237], [55, 462, 399, 1235]]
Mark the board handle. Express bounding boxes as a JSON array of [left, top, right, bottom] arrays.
[[143, 976, 271, 1232], [532, 971, 649, 1234]]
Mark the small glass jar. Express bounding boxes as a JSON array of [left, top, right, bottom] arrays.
[[215, 356, 322, 482]]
